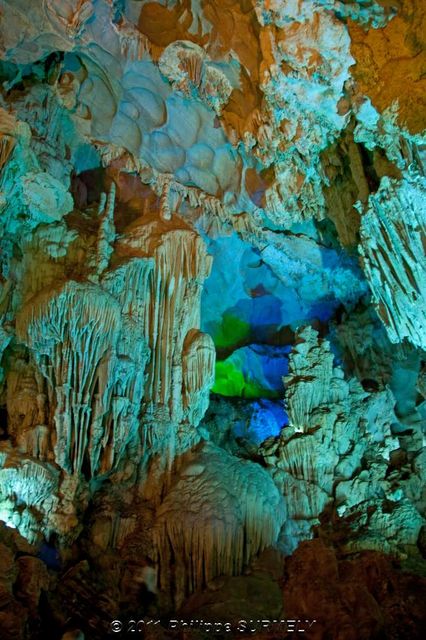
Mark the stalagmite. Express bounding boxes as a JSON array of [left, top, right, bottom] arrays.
[[154, 442, 285, 608], [261, 326, 422, 556], [283, 326, 336, 434]]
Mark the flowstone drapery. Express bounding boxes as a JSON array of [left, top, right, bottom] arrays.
[[154, 442, 285, 608]]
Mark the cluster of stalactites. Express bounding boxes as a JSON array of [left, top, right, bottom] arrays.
[[16, 279, 149, 478], [119, 226, 215, 433], [359, 174, 426, 351], [158, 41, 232, 114]]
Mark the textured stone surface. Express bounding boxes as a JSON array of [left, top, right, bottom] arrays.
[[0, 1, 425, 638], [359, 174, 426, 350]]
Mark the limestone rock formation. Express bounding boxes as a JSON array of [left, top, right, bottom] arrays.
[[359, 173, 426, 350], [261, 326, 423, 557], [0, 1, 425, 639], [154, 442, 285, 608]]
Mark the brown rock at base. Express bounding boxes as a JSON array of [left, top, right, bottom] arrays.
[[15, 556, 49, 614], [282, 539, 426, 640]]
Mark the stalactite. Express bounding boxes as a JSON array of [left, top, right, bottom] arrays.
[[16, 282, 121, 475], [159, 41, 232, 114], [147, 229, 212, 416], [117, 222, 214, 444], [95, 182, 116, 277], [159, 177, 172, 221], [5, 358, 48, 458], [182, 329, 216, 427], [358, 174, 426, 350], [111, 7, 151, 61], [45, 0, 94, 39]]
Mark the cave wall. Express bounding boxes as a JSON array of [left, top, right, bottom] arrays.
[[0, 1, 425, 639]]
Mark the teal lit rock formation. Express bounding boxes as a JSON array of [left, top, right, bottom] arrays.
[[0, 1, 425, 639]]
